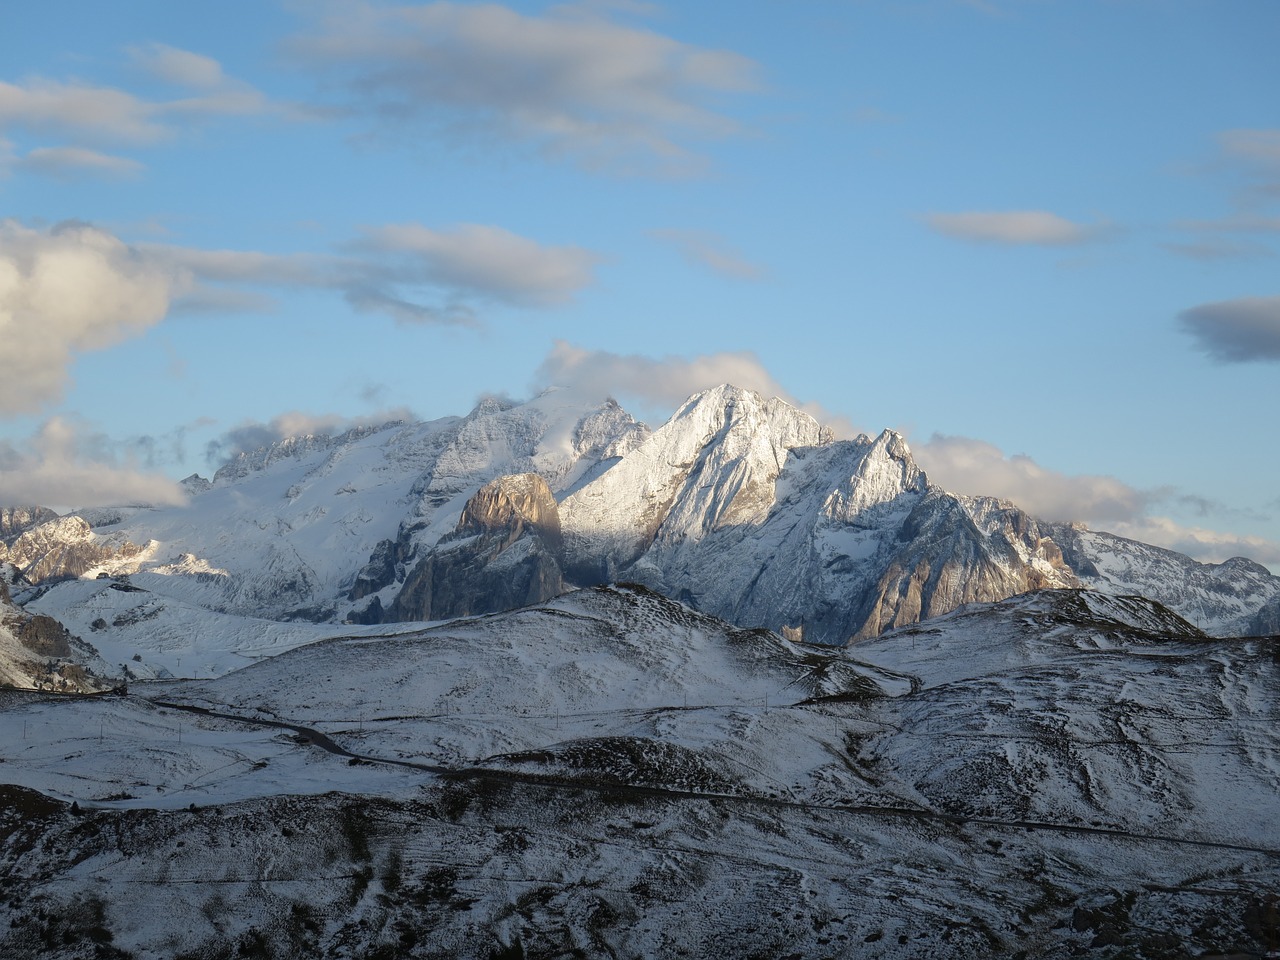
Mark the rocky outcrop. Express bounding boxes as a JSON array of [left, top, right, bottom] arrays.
[[456, 472, 562, 547], [16, 614, 73, 657], [852, 492, 1050, 639], [0, 515, 145, 583], [0, 506, 59, 539], [385, 474, 567, 622]]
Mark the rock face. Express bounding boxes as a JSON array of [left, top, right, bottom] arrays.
[[0, 506, 59, 539], [386, 474, 566, 622], [0, 515, 145, 583], [16, 615, 73, 657]]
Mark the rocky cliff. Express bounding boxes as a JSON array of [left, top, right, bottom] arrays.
[[384, 473, 566, 622]]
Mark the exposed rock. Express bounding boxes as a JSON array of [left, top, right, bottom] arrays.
[[16, 615, 73, 657], [456, 472, 561, 548], [389, 474, 566, 622], [2, 515, 145, 583], [348, 538, 401, 601]]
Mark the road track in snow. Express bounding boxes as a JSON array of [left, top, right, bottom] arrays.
[[144, 696, 1280, 862]]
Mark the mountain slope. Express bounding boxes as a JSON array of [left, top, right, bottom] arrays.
[[0, 586, 1276, 958]]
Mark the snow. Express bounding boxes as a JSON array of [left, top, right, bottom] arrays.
[[1, 584, 1278, 957]]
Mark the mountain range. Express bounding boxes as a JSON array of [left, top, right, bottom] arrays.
[[1, 384, 1276, 687]]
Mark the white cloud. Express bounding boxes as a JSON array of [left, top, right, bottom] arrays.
[[1105, 516, 1280, 569], [130, 43, 227, 89], [357, 223, 598, 306], [1178, 295, 1280, 363], [15, 146, 143, 179], [0, 220, 191, 414], [533, 341, 860, 437], [913, 433, 1148, 523], [925, 210, 1105, 246], [650, 228, 765, 280], [0, 417, 186, 508], [289, 1, 759, 174]]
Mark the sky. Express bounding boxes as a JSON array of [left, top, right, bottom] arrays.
[[1, 0, 1278, 570]]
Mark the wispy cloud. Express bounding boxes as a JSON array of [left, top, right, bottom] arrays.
[[650, 228, 766, 280], [1177, 296, 1280, 363], [151, 221, 599, 321], [354, 223, 598, 307], [0, 45, 276, 181], [924, 210, 1108, 246], [0, 417, 186, 508], [287, 1, 760, 175], [1218, 128, 1280, 200], [13, 145, 143, 179]]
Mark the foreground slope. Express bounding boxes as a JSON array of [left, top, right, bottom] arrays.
[[0, 586, 1277, 958]]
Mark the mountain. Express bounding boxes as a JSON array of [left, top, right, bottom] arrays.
[[7, 384, 1279, 676], [383, 384, 1280, 643], [0, 585, 1276, 958]]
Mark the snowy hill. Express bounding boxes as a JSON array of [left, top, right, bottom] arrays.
[[0, 585, 1276, 958]]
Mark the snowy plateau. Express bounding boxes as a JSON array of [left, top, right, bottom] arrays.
[[0, 385, 1278, 959]]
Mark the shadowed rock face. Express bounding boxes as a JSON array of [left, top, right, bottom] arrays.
[[16, 615, 73, 658], [386, 474, 566, 622]]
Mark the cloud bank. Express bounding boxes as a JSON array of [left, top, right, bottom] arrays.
[[289, 1, 759, 174], [913, 434, 1147, 524], [0, 418, 186, 508]]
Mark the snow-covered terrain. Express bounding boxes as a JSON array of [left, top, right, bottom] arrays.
[[0, 585, 1277, 958]]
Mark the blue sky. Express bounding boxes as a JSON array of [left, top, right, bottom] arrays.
[[2, 0, 1278, 569]]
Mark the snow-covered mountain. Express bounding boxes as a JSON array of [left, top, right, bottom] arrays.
[[5, 384, 1278, 674], [381, 384, 1280, 642], [1, 585, 1276, 958]]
